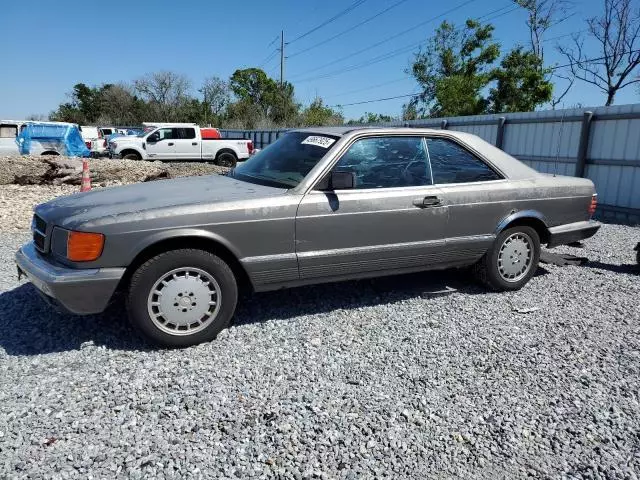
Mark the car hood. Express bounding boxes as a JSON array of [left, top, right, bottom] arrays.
[[36, 174, 287, 230]]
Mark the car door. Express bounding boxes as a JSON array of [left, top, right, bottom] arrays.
[[172, 127, 201, 160], [145, 128, 175, 160], [295, 135, 449, 281], [425, 136, 510, 262]]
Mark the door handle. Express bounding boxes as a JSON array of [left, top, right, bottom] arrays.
[[192, 142, 198, 145], [412, 196, 441, 208], [168, 142, 174, 146]]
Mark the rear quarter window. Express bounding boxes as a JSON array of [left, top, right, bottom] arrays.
[[427, 138, 502, 184]]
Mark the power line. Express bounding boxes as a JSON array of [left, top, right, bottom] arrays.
[[291, 2, 521, 83], [481, 5, 520, 22], [259, 49, 279, 68], [288, 0, 368, 45], [328, 48, 640, 108], [475, 3, 516, 21], [266, 35, 280, 49], [288, 0, 477, 80], [542, 29, 588, 43], [288, 0, 411, 59], [331, 93, 417, 107], [326, 77, 412, 98], [294, 41, 423, 83]]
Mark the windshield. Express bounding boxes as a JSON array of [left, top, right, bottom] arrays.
[[231, 132, 339, 188], [137, 127, 155, 137]]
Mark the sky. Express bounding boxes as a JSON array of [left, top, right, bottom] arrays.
[[0, 0, 638, 122]]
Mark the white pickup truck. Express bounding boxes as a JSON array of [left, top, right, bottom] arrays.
[[109, 123, 253, 166]]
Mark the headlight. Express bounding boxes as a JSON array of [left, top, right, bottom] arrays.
[[66, 231, 105, 262]]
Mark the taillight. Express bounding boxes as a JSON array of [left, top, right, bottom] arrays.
[[85, 141, 92, 149], [588, 194, 597, 217], [102, 139, 107, 148], [247, 141, 254, 154]]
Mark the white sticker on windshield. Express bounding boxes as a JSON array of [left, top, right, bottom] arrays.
[[301, 135, 336, 148]]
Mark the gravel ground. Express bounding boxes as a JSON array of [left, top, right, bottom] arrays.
[[0, 156, 229, 232], [0, 224, 638, 479]]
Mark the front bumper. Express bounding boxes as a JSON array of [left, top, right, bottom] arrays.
[[547, 220, 601, 248], [15, 242, 125, 315]]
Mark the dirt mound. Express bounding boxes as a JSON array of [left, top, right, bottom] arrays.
[[1, 156, 229, 186]]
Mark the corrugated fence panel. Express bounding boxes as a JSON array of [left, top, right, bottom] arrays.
[[450, 124, 497, 144]]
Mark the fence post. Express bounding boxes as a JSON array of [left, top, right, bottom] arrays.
[[440, 119, 448, 130], [575, 111, 593, 178], [495, 116, 506, 149]]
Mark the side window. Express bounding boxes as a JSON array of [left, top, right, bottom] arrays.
[[157, 128, 173, 140], [176, 128, 196, 139], [333, 136, 431, 189], [426, 138, 501, 184], [0, 124, 18, 138]]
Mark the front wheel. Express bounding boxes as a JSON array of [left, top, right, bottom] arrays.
[[122, 152, 141, 161], [127, 249, 238, 347], [474, 226, 540, 291]]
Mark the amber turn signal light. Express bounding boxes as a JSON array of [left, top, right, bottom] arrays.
[[67, 231, 104, 262]]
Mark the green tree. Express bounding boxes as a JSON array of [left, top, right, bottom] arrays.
[[408, 19, 500, 117], [50, 83, 114, 124], [347, 112, 395, 124], [228, 68, 298, 126], [300, 98, 344, 126], [488, 47, 554, 113]]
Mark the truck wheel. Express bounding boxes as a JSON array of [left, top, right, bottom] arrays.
[[216, 152, 237, 167], [123, 152, 141, 160], [474, 226, 540, 291], [127, 249, 238, 348]]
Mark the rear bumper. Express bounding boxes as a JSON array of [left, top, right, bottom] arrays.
[[546, 220, 601, 248], [15, 242, 125, 315]]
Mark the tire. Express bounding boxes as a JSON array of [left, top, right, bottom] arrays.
[[216, 151, 237, 167], [123, 152, 141, 161], [126, 249, 238, 348], [474, 226, 541, 291]]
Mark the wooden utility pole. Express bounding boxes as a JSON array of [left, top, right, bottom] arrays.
[[280, 30, 285, 87]]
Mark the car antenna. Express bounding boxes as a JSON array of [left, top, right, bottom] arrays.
[[554, 105, 566, 177]]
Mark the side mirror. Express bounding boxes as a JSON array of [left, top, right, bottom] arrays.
[[147, 133, 159, 143], [317, 171, 355, 190]]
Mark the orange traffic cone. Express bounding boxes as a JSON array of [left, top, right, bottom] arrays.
[[80, 159, 91, 192]]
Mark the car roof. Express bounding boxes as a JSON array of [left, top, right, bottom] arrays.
[[293, 126, 453, 137]]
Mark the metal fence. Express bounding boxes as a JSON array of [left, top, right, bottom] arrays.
[[221, 104, 640, 224]]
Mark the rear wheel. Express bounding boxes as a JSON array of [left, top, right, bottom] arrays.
[[474, 226, 540, 291], [216, 151, 237, 167], [127, 249, 238, 347]]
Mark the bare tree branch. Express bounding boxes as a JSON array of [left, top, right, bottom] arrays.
[[558, 0, 640, 105], [551, 73, 575, 108], [513, 0, 574, 60]]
